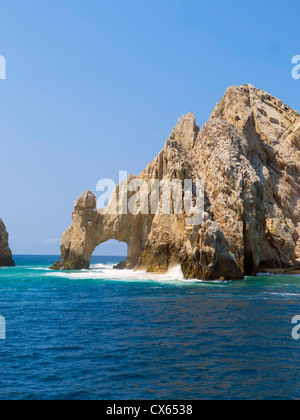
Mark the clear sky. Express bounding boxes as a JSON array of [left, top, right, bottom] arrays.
[[0, 0, 299, 256]]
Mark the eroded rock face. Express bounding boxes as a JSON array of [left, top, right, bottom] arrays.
[[0, 219, 15, 267], [52, 85, 300, 280]]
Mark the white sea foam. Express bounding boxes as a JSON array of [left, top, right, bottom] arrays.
[[257, 272, 300, 278], [257, 272, 273, 277], [266, 292, 300, 298], [47, 263, 209, 285]]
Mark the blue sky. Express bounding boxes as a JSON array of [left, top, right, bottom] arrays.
[[0, 0, 299, 255]]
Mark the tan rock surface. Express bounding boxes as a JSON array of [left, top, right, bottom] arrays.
[[52, 85, 300, 280], [0, 219, 15, 267]]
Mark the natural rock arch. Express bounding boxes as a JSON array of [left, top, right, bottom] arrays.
[[53, 190, 152, 271], [51, 85, 300, 280]]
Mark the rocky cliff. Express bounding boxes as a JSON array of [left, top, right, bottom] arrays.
[[0, 219, 15, 267], [52, 85, 300, 280]]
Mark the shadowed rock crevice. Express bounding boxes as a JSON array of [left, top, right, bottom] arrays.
[[51, 85, 300, 280]]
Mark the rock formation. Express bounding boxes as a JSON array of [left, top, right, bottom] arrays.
[[51, 84, 300, 280], [0, 219, 15, 267]]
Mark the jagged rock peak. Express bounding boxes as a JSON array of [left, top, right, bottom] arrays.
[[211, 84, 299, 136], [167, 112, 199, 150], [0, 219, 15, 267]]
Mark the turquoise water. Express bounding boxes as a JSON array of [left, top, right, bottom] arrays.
[[0, 255, 300, 400]]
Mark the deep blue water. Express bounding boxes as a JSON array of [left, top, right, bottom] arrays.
[[0, 255, 300, 400]]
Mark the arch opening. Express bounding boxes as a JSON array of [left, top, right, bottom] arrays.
[[91, 240, 128, 269]]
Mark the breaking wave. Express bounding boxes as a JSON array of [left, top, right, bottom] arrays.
[[48, 263, 192, 284]]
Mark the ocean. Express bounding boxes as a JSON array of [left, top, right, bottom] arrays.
[[0, 255, 300, 400]]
